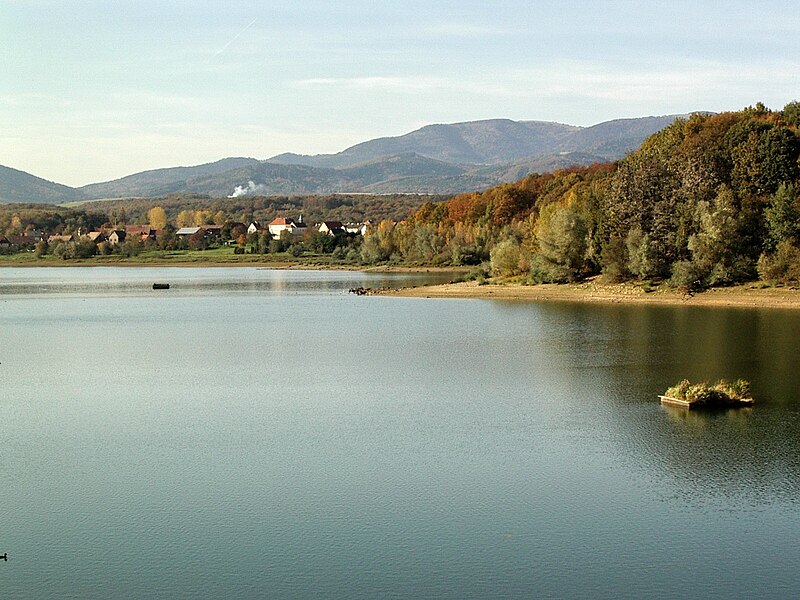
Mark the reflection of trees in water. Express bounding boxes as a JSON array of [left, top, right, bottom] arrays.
[[0, 270, 455, 296], [516, 301, 800, 506]]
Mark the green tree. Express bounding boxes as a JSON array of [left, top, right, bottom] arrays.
[[782, 100, 800, 128], [530, 202, 588, 282], [764, 184, 800, 249], [684, 185, 750, 285], [490, 237, 524, 277]]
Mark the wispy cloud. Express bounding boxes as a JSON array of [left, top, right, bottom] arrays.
[[214, 18, 257, 57]]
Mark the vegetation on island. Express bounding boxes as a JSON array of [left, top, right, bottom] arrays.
[[663, 379, 753, 408], [2, 102, 800, 290]]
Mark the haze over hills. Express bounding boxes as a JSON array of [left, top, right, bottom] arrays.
[[0, 113, 700, 204]]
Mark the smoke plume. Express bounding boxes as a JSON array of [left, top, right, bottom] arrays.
[[228, 180, 268, 198]]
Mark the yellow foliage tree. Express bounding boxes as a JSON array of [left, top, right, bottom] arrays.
[[176, 210, 194, 227], [147, 206, 168, 229]]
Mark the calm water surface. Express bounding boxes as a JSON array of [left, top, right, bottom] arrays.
[[2, 267, 799, 598]]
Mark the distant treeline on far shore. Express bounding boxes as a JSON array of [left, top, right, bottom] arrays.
[[2, 103, 800, 289]]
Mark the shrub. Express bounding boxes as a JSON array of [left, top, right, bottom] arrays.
[[670, 260, 707, 291], [757, 241, 800, 283], [490, 238, 524, 277], [664, 378, 752, 405]]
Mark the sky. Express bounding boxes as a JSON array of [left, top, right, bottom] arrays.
[[2, 0, 799, 187]]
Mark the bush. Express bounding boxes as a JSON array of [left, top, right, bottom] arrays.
[[757, 241, 800, 283], [490, 238, 524, 277], [529, 255, 575, 283], [664, 378, 752, 404], [269, 239, 287, 254], [670, 260, 707, 291]]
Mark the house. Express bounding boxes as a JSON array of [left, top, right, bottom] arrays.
[[268, 216, 307, 239], [247, 221, 263, 235], [345, 222, 369, 236], [200, 225, 223, 238], [318, 221, 345, 236], [107, 230, 126, 246], [48, 234, 74, 244], [126, 225, 156, 241], [9, 235, 39, 247], [268, 217, 296, 239], [0, 236, 11, 249], [175, 227, 202, 237], [86, 231, 106, 243]]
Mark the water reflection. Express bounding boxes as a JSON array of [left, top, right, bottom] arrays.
[[510, 301, 800, 507], [0, 266, 455, 297]]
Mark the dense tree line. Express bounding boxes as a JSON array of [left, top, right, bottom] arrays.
[[68, 193, 444, 227], [363, 103, 800, 287]]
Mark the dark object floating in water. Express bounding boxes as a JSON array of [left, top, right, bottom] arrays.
[[1, 553, 7, 561], [660, 379, 754, 409], [153, 283, 170, 290], [349, 286, 391, 295]]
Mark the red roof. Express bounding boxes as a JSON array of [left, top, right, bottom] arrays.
[[269, 217, 295, 226], [125, 226, 152, 235]]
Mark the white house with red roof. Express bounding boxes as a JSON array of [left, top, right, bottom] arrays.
[[268, 216, 307, 239]]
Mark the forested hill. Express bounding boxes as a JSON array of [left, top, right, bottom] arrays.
[[364, 103, 800, 287], [0, 113, 695, 203], [0, 165, 82, 204]]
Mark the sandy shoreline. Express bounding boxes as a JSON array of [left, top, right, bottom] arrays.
[[381, 279, 800, 309]]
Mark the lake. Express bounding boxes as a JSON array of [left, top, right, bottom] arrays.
[[2, 267, 799, 599]]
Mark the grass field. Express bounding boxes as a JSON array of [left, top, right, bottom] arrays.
[[0, 247, 345, 268]]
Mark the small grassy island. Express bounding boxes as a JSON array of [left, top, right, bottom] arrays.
[[660, 379, 754, 409]]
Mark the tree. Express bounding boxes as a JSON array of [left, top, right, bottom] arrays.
[[109, 208, 127, 228], [782, 101, 800, 128], [490, 238, 524, 277], [683, 185, 750, 285], [188, 230, 208, 250], [176, 210, 194, 227], [530, 201, 588, 282], [764, 184, 800, 249], [623, 228, 650, 279], [147, 206, 168, 230], [758, 241, 800, 283]]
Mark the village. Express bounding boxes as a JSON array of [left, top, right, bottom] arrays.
[[0, 216, 372, 255]]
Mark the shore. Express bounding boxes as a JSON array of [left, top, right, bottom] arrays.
[[0, 252, 465, 273], [380, 279, 800, 309]]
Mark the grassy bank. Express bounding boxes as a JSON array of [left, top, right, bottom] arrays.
[[0, 248, 467, 273]]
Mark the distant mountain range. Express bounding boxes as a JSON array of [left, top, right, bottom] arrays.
[[0, 114, 700, 204]]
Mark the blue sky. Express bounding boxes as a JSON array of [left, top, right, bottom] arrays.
[[2, 0, 799, 186]]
